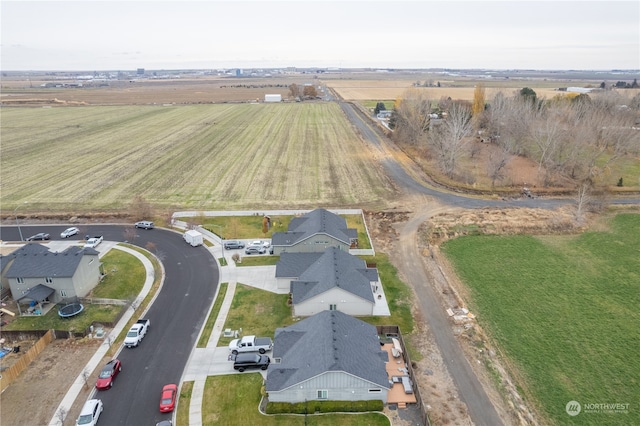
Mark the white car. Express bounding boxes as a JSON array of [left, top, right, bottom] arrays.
[[60, 227, 80, 238], [76, 399, 103, 426], [249, 240, 270, 248]]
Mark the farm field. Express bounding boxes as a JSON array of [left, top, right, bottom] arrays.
[[440, 213, 640, 425], [0, 103, 395, 213], [324, 77, 640, 101]]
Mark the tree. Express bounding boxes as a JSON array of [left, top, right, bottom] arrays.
[[392, 89, 434, 145], [302, 85, 317, 98], [374, 102, 387, 115], [472, 84, 486, 129], [288, 83, 301, 98], [130, 195, 152, 221], [486, 145, 511, 187], [632, 78, 639, 88], [430, 102, 473, 177], [600, 81, 606, 89], [519, 87, 537, 104]]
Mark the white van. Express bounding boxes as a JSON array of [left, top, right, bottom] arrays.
[[183, 230, 204, 247]]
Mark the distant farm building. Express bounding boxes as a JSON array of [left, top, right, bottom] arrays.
[[265, 94, 282, 102]]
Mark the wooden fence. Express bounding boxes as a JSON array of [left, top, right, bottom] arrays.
[[0, 329, 54, 392]]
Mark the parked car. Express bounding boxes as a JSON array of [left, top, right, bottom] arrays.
[[159, 384, 178, 412], [135, 221, 155, 229], [76, 399, 103, 426], [60, 227, 80, 238], [223, 240, 245, 250], [244, 246, 266, 255], [26, 232, 50, 241], [156, 421, 173, 426], [95, 359, 122, 390], [248, 240, 270, 248], [233, 353, 271, 372]]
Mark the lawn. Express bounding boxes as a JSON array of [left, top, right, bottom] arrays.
[[197, 283, 229, 347], [2, 303, 121, 332], [202, 374, 389, 425], [1, 104, 394, 213], [441, 213, 640, 425], [91, 249, 145, 299]]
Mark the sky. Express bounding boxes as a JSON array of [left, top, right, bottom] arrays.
[[1, 0, 639, 71]]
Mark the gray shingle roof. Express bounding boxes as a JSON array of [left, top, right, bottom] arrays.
[[272, 209, 357, 247], [275, 252, 322, 278], [290, 247, 377, 304], [266, 310, 390, 391], [5, 244, 98, 278]]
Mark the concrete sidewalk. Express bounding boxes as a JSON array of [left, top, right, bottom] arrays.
[[48, 244, 158, 426]]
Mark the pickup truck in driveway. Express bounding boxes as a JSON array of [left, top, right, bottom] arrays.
[[124, 319, 150, 348], [228, 335, 273, 355]]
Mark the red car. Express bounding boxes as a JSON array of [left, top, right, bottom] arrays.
[[95, 359, 122, 390], [159, 384, 178, 412]]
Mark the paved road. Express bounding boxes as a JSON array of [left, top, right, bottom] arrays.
[[1, 225, 219, 425]]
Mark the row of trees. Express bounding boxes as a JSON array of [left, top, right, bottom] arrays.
[[390, 87, 640, 218]]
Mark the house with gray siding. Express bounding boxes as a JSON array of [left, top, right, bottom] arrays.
[[266, 310, 390, 403], [275, 247, 379, 316], [2, 243, 102, 306], [271, 209, 358, 255]]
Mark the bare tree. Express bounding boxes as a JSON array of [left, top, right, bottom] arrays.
[[487, 145, 511, 187], [392, 88, 434, 145], [431, 102, 473, 177], [81, 368, 90, 388], [130, 195, 152, 221]]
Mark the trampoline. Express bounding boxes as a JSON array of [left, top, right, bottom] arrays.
[[58, 303, 84, 318]]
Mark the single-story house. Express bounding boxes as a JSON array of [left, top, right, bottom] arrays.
[[1, 243, 102, 307], [266, 310, 390, 403], [271, 208, 358, 255], [275, 247, 379, 316]]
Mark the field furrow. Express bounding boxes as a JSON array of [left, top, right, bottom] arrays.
[[1, 104, 395, 212]]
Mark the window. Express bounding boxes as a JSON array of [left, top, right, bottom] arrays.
[[317, 390, 328, 400], [329, 304, 337, 311], [273, 358, 281, 364], [89, 258, 94, 264], [60, 290, 67, 297], [45, 277, 53, 284], [17, 277, 24, 284], [368, 389, 381, 393]]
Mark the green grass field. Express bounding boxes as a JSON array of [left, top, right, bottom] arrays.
[[441, 214, 640, 425], [1, 103, 394, 212]]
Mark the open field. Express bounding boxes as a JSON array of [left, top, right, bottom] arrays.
[[1, 103, 395, 213], [324, 77, 640, 101], [440, 213, 640, 425]]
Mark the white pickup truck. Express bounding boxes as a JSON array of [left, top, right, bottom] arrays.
[[124, 319, 150, 348], [228, 335, 273, 355], [84, 236, 103, 248]]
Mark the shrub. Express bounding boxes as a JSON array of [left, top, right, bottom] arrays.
[[265, 399, 383, 414]]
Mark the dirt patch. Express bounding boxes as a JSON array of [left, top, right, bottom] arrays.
[[0, 337, 102, 426]]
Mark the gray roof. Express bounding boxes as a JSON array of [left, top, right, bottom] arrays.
[[17, 284, 55, 302], [275, 252, 322, 278], [266, 310, 390, 391], [5, 244, 99, 278], [290, 247, 377, 304], [272, 208, 358, 247]]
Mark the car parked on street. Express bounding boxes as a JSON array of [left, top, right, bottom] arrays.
[[223, 240, 245, 250], [95, 359, 122, 390], [76, 399, 103, 426], [159, 384, 178, 412], [135, 221, 155, 229], [61, 227, 80, 238], [26, 232, 50, 241], [244, 245, 266, 255]]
